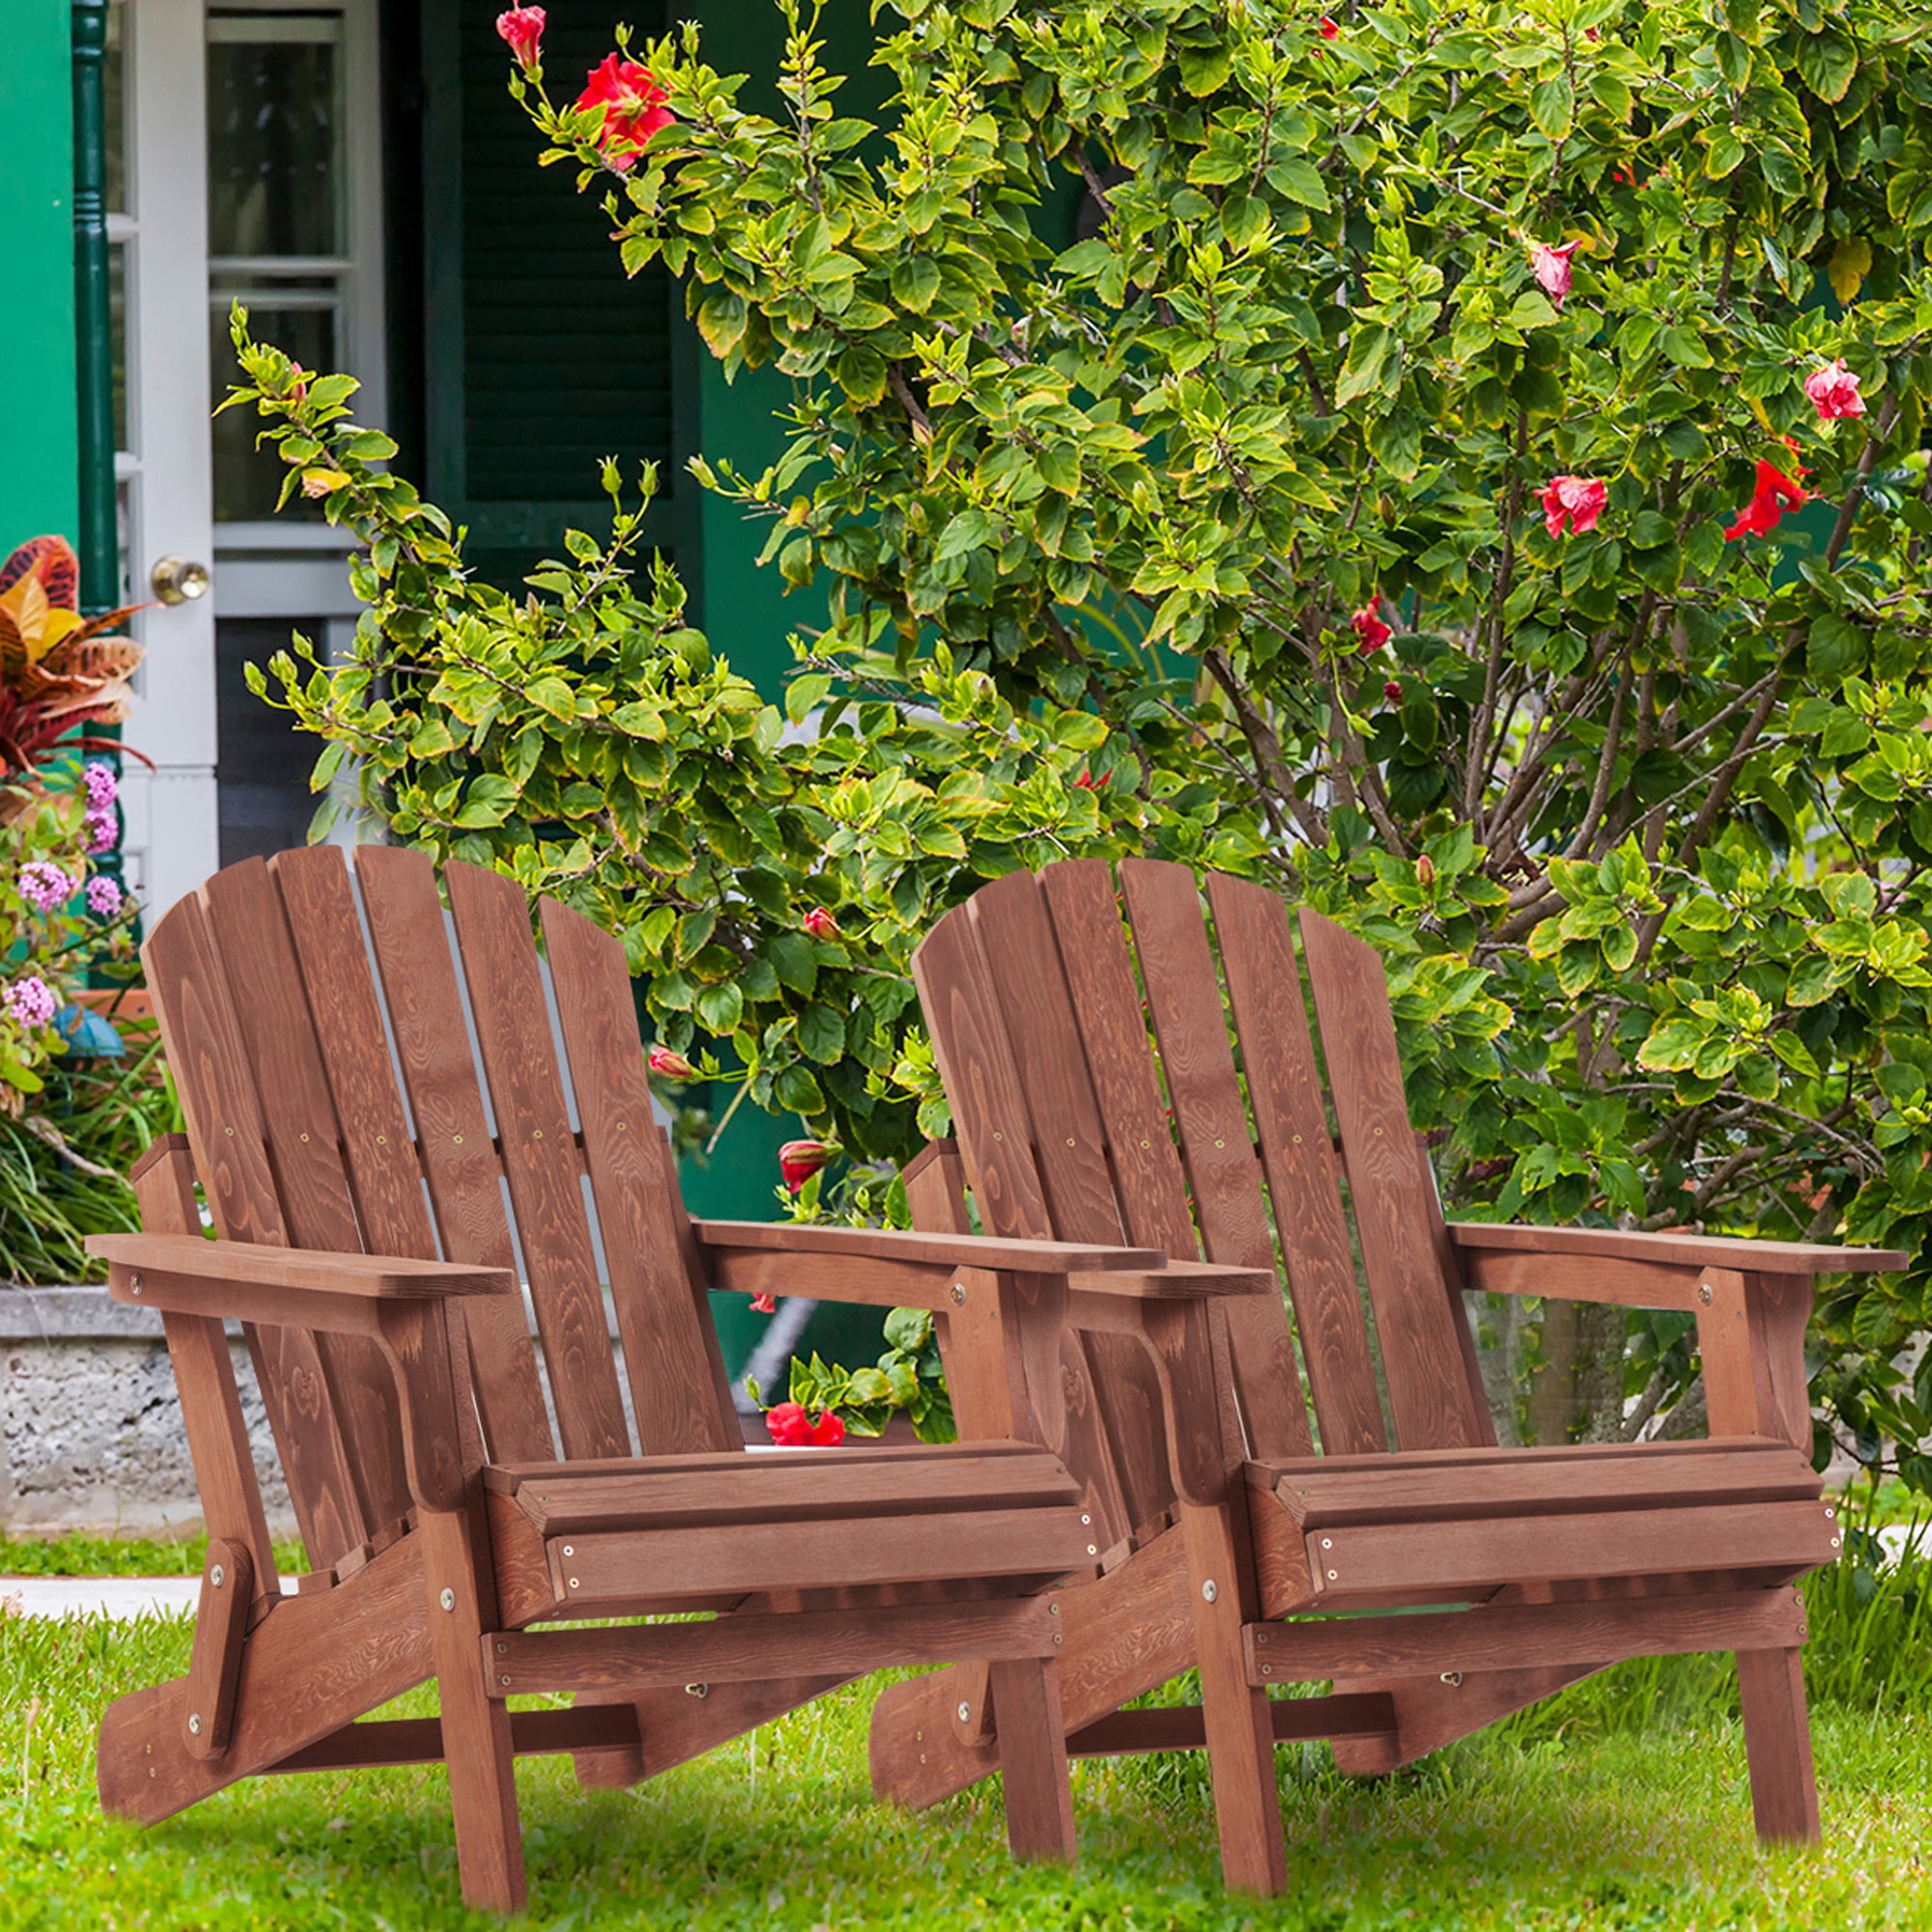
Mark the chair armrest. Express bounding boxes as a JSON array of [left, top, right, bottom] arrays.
[[1448, 1221, 1907, 1287], [81, 1235, 509, 1513], [693, 1219, 1162, 1275]]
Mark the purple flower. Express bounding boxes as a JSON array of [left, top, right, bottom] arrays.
[[86, 808, 117, 854], [83, 762, 118, 810], [6, 977, 57, 1028], [85, 875, 123, 918], [19, 862, 76, 912]]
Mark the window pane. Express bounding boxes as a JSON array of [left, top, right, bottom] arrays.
[[217, 618, 328, 866], [210, 301, 336, 522], [206, 22, 343, 259], [104, 2, 128, 215]]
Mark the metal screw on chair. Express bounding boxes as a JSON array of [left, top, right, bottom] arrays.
[[497, 1641, 508, 1655], [187, 1713, 203, 1735], [440, 1588, 456, 1611], [1440, 1672, 1463, 1688], [685, 1683, 708, 1699], [1080, 1515, 1091, 1525], [1321, 1538, 1332, 1549], [951, 1283, 966, 1305], [130, 1275, 143, 1295], [1201, 1578, 1217, 1604], [210, 1566, 224, 1589], [957, 1702, 972, 1722], [1698, 1282, 1714, 1305]]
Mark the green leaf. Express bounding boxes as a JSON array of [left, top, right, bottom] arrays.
[[696, 982, 743, 1035], [1529, 74, 1574, 142], [1796, 25, 1860, 103], [696, 291, 748, 358], [1265, 156, 1331, 211], [890, 255, 942, 313], [798, 1003, 847, 1064], [769, 933, 818, 996], [1704, 128, 1747, 180]]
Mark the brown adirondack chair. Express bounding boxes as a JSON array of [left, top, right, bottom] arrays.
[[83, 846, 1241, 1912], [868, 859, 1908, 1892]]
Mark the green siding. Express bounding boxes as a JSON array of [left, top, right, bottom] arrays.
[[0, 5, 79, 551]]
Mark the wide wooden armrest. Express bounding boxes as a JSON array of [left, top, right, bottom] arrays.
[[88, 1232, 516, 1304], [693, 1219, 1162, 1275], [1449, 1221, 1907, 1310], [83, 1234, 500, 1516], [1069, 1260, 1275, 1301]]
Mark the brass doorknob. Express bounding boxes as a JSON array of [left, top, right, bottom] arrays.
[[150, 556, 211, 605]]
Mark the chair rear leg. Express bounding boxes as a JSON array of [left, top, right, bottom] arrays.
[[419, 1511, 526, 1913], [1181, 1500, 1288, 1896], [986, 1658, 1076, 1862], [1737, 1647, 1820, 1844]]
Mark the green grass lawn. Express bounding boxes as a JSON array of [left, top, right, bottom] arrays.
[[5, 1597, 1931, 1932]]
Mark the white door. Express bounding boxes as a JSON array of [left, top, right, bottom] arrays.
[[111, 0, 384, 917]]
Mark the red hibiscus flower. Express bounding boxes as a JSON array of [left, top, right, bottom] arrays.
[[779, 1138, 835, 1193], [766, 1402, 846, 1448], [1528, 239, 1579, 309], [1723, 457, 1808, 542], [647, 1043, 697, 1080], [1318, 15, 1341, 37], [576, 53, 674, 172], [1350, 599, 1392, 654], [1540, 474, 1607, 539], [496, 7, 545, 70], [802, 906, 840, 942], [1804, 359, 1864, 423]]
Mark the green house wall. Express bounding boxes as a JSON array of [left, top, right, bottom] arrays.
[[0, 6, 80, 552]]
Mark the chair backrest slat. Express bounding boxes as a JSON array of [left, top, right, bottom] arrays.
[[203, 858, 413, 1531], [349, 846, 555, 1464], [143, 889, 371, 1565], [1036, 862, 1198, 1256], [963, 867, 1177, 1537], [1207, 875, 1388, 1456], [540, 897, 739, 1456], [444, 862, 634, 1462], [1119, 861, 1313, 1461], [1296, 909, 1486, 1450]]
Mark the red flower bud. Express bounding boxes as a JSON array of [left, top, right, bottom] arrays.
[[1384, 679, 1404, 702], [648, 1043, 698, 1081], [779, 1138, 835, 1192], [1416, 854, 1435, 889], [802, 906, 840, 942], [496, 7, 545, 69], [750, 1292, 778, 1314]]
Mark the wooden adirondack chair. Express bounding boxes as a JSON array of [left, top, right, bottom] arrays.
[[868, 858, 1908, 1892], [83, 846, 1236, 1912]]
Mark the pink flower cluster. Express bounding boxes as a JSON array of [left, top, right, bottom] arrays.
[[5, 976, 56, 1029], [86, 875, 123, 919], [18, 862, 76, 912], [84, 762, 118, 853]]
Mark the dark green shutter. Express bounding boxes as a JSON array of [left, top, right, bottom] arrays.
[[421, 0, 696, 597]]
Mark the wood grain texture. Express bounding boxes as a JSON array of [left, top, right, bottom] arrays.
[[134, 1143, 281, 1599], [1297, 909, 1485, 1451], [354, 844, 554, 1464], [488, 1600, 1057, 1695], [694, 1218, 1160, 1274], [1243, 1583, 1807, 1680], [1181, 1497, 1288, 1895], [205, 859, 413, 1533], [1460, 1247, 1728, 1309], [1207, 873, 1385, 1457], [1736, 1645, 1821, 1842], [540, 895, 739, 1456], [1264, 1438, 1820, 1527], [1065, 1694, 1395, 1755], [182, 1541, 252, 1759], [97, 1530, 433, 1826], [1120, 861, 1312, 1462], [445, 860, 632, 1462], [987, 1658, 1077, 1862], [141, 888, 366, 1566], [1447, 1220, 1907, 1273], [553, 1505, 1088, 1608], [911, 904, 1058, 1242], [1745, 1271, 1818, 1452], [906, 1140, 1018, 1442], [91, 1233, 513, 1298], [266, 1704, 641, 1774], [503, 1447, 1081, 1534], [1311, 1499, 1840, 1597]]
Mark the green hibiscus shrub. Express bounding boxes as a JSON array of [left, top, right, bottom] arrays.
[[482, 0, 1932, 1477]]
